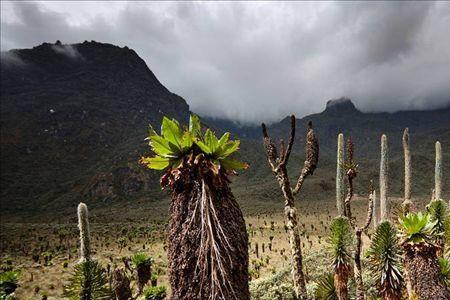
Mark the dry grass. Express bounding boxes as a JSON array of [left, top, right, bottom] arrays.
[[1, 196, 428, 299]]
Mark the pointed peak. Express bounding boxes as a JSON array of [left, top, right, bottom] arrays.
[[324, 97, 360, 115]]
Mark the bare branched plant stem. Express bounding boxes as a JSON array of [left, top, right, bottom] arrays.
[[262, 116, 318, 300], [402, 128, 413, 213], [342, 139, 374, 300], [336, 133, 346, 216], [353, 183, 374, 300], [292, 121, 319, 196], [435, 141, 442, 201], [380, 134, 389, 221]]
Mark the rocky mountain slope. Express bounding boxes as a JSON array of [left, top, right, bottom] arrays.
[[1, 41, 189, 219], [1, 41, 448, 222]]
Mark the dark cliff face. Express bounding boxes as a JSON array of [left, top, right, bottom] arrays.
[[0, 41, 190, 217], [323, 97, 361, 116]]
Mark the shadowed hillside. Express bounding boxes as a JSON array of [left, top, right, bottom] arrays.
[[1, 41, 189, 219]]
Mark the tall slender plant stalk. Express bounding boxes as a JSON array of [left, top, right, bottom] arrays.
[[353, 183, 374, 300], [341, 138, 374, 299], [435, 141, 442, 201], [336, 133, 345, 216], [77, 202, 91, 263], [402, 128, 413, 213], [373, 190, 378, 228], [380, 134, 389, 221]]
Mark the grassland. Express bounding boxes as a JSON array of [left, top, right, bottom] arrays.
[[1, 195, 432, 299]]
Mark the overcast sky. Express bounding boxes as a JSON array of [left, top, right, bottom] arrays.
[[1, 1, 450, 123]]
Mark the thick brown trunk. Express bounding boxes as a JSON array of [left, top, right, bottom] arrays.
[[334, 267, 350, 300], [112, 268, 132, 300], [168, 178, 249, 300], [403, 243, 450, 300], [381, 287, 402, 300], [137, 264, 151, 293]]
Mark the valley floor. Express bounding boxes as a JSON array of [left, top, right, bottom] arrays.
[[1, 196, 427, 299]]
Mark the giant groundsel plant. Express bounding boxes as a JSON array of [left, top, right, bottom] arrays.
[[366, 221, 403, 300], [141, 114, 250, 300]]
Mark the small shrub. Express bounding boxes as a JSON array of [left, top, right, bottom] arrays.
[[0, 270, 21, 297], [250, 268, 295, 300], [63, 260, 110, 300], [40, 291, 48, 300], [143, 285, 167, 300], [439, 258, 450, 289], [131, 252, 152, 268], [314, 273, 337, 300]]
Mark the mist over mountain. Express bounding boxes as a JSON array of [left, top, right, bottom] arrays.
[[1, 41, 449, 221], [207, 97, 450, 155], [3, 2, 450, 124]]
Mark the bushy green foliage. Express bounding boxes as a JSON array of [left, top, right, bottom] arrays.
[[143, 285, 167, 300], [328, 217, 353, 270], [428, 200, 449, 236], [250, 268, 296, 300], [63, 260, 110, 300], [0, 270, 20, 298], [303, 249, 332, 283], [141, 114, 247, 171], [399, 212, 437, 244], [314, 273, 337, 300], [366, 221, 403, 297], [439, 258, 450, 289], [131, 252, 152, 267], [445, 215, 450, 243], [444, 214, 450, 257]]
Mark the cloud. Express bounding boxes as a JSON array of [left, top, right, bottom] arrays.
[[0, 51, 26, 66], [51, 43, 82, 59], [1, 1, 450, 123]]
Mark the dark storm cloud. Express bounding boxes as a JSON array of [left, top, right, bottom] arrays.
[[1, 1, 449, 123]]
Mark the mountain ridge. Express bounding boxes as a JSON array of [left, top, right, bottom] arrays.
[[1, 41, 449, 222], [1, 41, 191, 219]]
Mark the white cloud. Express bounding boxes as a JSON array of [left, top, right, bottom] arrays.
[[1, 1, 449, 123]]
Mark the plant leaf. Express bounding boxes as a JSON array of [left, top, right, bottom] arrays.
[[218, 132, 230, 148], [204, 129, 219, 153], [148, 124, 158, 138], [150, 135, 180, 157], [161, 117, 182, 148], [141, 156, 170, 170], [195, 140, 211, 154], [180, 131, 194, 152], [217, 140, 240, 158], [189, 114, 201, 137], [220, 158, 249, 170]]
